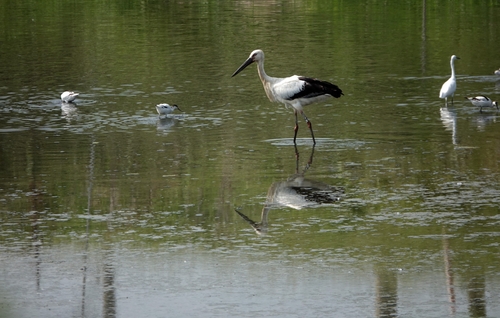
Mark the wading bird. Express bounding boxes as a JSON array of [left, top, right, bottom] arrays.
[[439, 55, 460, 105], [465, 96, 498, 112], [231, 49, 343, 144], [495, 68, 500, 76], [156, 103, 181, 117], [61, 91, 79, 103]]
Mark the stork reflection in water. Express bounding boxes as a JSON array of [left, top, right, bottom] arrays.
[[235, 146, 344, 235]]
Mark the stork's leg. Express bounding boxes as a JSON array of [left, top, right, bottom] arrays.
[[307, 144, 315, 166], [293, 109, 299, 144], [294, 144, 300, 172], [301, 111, 316, 145]]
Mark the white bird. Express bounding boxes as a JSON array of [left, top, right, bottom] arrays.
[[465, 96, 498, 112], [61, 91, 79, 103], [232, 49, 343, 144], [439, 55, 460, 105], [495, 68, 500, 76], [156, 103, 181, 117]]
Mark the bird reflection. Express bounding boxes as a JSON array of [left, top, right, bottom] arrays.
[[156, 116, 177, 132], [61, 102, 79, 120], [442, 228, 456, 315], [440, 107, 459, 145], [474, 113, 497, 132], [467, 275, 486, 317], [375, 267, 398, 318], [235, 146, 344, 235]]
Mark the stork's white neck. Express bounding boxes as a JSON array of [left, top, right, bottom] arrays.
[[256, 59, 273, 84], [255, 59, 278, 102]]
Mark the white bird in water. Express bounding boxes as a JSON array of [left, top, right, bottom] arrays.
[[232, 49, 343, 144], [495, 68, 500, 76], [61, 91, 79, 103], [156, 103, 181, 117], [465, 96, 498, 112], [439, 55, 460, 106]]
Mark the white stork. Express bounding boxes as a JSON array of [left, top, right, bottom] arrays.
[[465, 96, 498, 112], [155, 103, 181, 118], [231, 49, 343, 144], [61, 91, 79, 103], [439, 55, 460, 105]]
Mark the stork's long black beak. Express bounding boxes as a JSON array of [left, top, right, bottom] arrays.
[[231, 57, 254, 77]]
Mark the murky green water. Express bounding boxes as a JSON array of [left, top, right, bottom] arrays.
[[1, 0, 500, 317]]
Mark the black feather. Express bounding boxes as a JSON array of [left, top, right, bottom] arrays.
[[288, 77, 343, 100]]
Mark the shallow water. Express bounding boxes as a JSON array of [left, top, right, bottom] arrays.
[[1, 0, 500, 317]]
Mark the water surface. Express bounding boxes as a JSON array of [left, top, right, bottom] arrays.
[[1, 0, 500, 317]]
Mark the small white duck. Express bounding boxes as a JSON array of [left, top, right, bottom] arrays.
[[61, 91, 79, 103], [465, 95, 498, 112], [156, 103, 181, 117]]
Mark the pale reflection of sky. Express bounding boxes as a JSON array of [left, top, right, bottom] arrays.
[[3, 246, 498, 318]]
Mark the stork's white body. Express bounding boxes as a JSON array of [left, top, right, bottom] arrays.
[[439, 55, 460, 105], [264, 74, 339, 111], [61, 91, 79, 103], [465, 95, 498, 112], [232, 49, 343, 144]]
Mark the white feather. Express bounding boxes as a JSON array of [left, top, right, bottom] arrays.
[[465, 96, 498, 111], [272, 76, 305, 100], [61, 91, 79, 103], [156, 103, 181, 117], [439, 55, 459, 104]]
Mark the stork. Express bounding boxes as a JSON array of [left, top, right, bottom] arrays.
[[465, 96, 498, 112], [155, 103, 181, 118], [439, 55, 460, 105], [231, 49, 343, 144], [61, 91, 79, 103]]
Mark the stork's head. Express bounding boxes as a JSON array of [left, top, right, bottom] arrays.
[[231, 49, 264, 77]]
